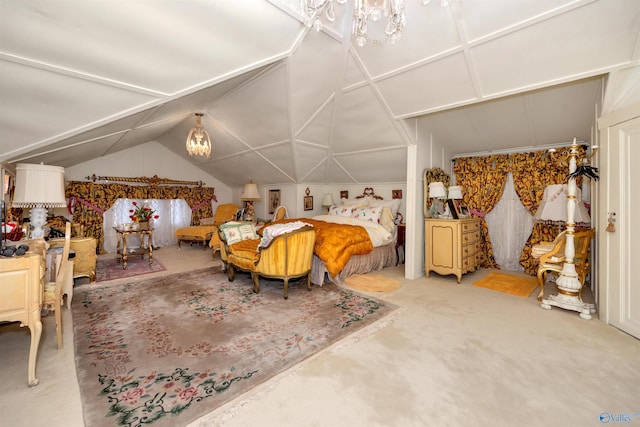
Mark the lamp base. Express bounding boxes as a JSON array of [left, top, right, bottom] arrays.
[[541, 273, 595, 320], [29, 207, 48, 239]]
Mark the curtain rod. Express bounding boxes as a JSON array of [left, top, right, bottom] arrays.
[[452, 140, 588, 159], [84, 174, 205, 187]]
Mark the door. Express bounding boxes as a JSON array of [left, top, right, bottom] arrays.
[[600, 115, 640, 338]]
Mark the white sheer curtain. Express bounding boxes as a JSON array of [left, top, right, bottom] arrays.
[[102, 199, 192, 253], [485, 173, 534, 272]]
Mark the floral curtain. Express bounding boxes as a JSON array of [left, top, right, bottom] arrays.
[[65, 181, 215, 253], [511, 146, 586, 275], [453, 154, 510, 269], [453, 146, 587, 275]]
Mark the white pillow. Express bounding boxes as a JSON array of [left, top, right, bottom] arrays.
[[220, 222, 258, 245], [368, 198, 401, 218], [351, 206, 383, 224]]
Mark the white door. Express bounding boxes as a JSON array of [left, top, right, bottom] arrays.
[[599, 115, 640, 339]]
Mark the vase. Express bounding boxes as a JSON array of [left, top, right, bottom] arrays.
[[139, 221, 149, 231]]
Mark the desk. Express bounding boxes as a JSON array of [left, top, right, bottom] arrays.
[[0, 254, 43, 386], [114, 227, 154, 270]]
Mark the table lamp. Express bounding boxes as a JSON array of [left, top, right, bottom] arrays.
[[12, 163, 66, 239], [241, 181, 261, 222], [428, 182, 447, 217], [322, 193, 335, 214]]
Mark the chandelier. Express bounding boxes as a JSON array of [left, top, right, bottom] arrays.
[[302, 0, 450, 47], [185, 113, 212, 157]]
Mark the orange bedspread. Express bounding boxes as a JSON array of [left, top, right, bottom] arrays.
[[269, 218, 373, 277]]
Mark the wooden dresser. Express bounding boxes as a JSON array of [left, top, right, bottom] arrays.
[[0, 253, 43, 386], [425, 217, 481, 283]]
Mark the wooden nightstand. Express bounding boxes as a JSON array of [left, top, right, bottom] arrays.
[[396, 223, 406, 265]]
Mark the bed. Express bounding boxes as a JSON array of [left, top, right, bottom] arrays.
[[270, 189, 401, 285]]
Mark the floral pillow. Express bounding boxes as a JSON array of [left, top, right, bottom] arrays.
[[220, 222, 258, 245], [329, 205, 355, 217], [351, 206, 383, 224]]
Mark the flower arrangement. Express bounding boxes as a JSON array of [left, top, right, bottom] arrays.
[[129, 201, 159, 222]]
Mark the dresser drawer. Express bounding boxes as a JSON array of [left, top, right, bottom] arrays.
[[462, 220, 480, 233]]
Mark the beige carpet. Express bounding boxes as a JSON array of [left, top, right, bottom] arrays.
[[473, 272, 538, 297], [344, 274, 402, 292]]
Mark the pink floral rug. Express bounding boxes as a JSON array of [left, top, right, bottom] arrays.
[[73, 267, 397, 426], [95, 257, 166, 282]]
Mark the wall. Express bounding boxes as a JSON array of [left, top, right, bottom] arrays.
[[237, 182, 408, 222], [64, 141, 233, 211]]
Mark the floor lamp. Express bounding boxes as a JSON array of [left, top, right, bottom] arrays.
[[12, 163, 67, 239], [540, 140, 595, 320]]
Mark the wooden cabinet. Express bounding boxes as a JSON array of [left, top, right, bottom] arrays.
[[0, 254, 43, 386], [425, 218, 481, 283]]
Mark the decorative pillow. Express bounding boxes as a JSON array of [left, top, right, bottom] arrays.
[[220, 222, 258, 245], [199, 217, 215, 225], [351, 206, 383, 224], [329, 205, 355, 217], [368, 198, 401, 218]]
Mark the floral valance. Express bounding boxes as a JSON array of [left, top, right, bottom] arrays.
[[66, 181, 216, 253]]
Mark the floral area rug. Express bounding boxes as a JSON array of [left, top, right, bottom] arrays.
[[95, 257, 166, 282], [73, 267, 398, 427]]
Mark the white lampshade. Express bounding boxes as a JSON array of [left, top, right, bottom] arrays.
[[12, 163, 66, 239], [448, 186, 463, 200], [535, 184, 590, 225], [241, 182, 261, 200], [428, 182, 447, 199], [13, 163, 66, 208], [322, 193, 335, 207]]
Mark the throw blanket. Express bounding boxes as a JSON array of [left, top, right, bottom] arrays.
[[269, 218, 373, 278], [259, 221, 312, 249]]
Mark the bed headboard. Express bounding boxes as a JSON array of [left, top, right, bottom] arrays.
[[355, 187, 384, 200]]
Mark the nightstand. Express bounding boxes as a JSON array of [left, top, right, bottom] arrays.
[[396, 223, 406, 265]]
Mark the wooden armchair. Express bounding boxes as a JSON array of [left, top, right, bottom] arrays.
[[44, 222, 71, 349], [219, 224, 316, 299], [536, 229, 594, 301]]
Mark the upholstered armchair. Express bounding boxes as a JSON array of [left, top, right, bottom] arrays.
[[218, 223, 316, 299], [175, 203, 240, 253], [536, 229, 595, 301]]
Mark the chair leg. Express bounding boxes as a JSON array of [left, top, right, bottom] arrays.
[[536, 270, 545, 302], [251, 273, 260, 294], [283, 278, 289, 299], [307, 273, 312, 291], [227, 265, 235, 282], [55, 302, 63, 350]]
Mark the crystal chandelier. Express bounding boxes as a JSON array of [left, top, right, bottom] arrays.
[[301, 0, 450, 47], [185, 113, 212, 157]]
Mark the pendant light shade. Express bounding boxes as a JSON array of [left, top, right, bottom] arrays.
[[186, 113, 212, 157]]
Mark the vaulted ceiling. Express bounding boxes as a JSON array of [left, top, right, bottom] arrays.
[[1, 0, 638, 187]]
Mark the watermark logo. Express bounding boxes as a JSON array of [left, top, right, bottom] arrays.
[[600, 412, 640, 424]]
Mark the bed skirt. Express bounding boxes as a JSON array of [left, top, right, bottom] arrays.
[[311, 243, 397, 286]]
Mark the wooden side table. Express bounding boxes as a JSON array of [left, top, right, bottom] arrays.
[[114, 227, 154, 270]]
